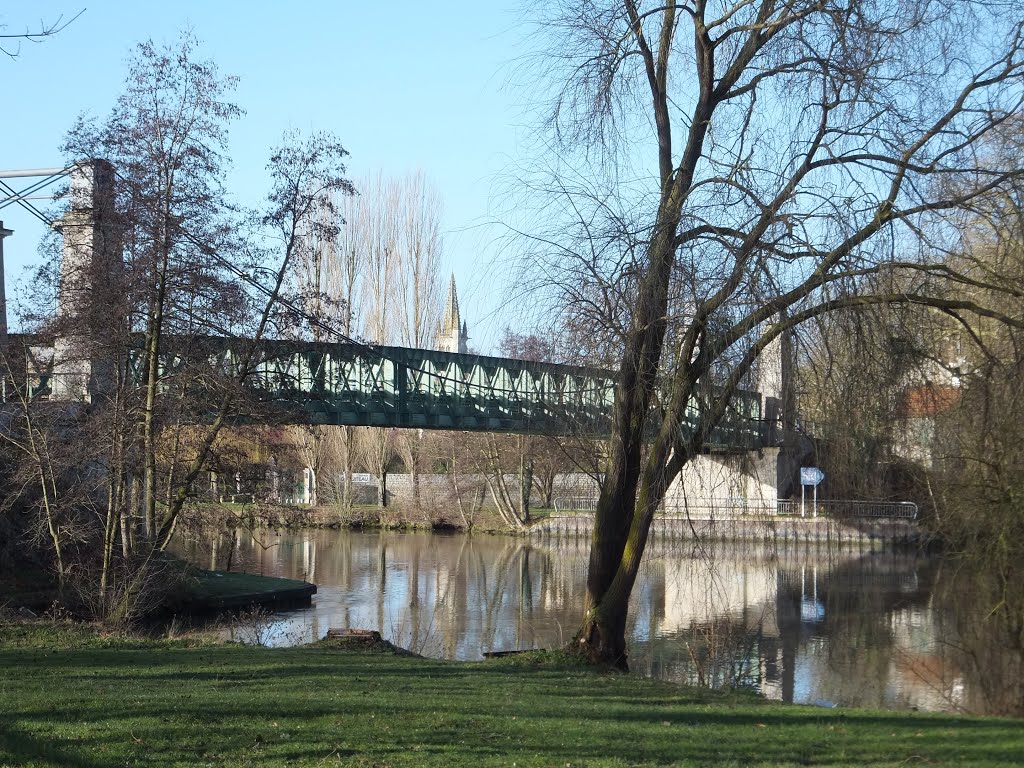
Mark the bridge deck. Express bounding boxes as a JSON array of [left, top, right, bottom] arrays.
[[244, 338, 618, 435], [7, 334, 766, 448]]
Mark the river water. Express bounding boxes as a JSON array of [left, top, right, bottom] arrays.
[[175, 528, 1023, 717]]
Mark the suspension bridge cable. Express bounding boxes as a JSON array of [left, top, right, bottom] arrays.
[[0, 180, 54, 227]]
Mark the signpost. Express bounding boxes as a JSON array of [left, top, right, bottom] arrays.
[[800, 467, 825, 518]]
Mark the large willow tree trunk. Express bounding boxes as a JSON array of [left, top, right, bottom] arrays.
[[574, 223, 680, 667]]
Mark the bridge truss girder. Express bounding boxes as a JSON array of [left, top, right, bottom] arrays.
[[208, 338, 765, 449], [12, 333, 767, 449], [240, 339, 617, 436]]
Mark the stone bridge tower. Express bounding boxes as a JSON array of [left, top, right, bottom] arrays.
[[51, 159, 123, 401], [0, 221, 11, 346]]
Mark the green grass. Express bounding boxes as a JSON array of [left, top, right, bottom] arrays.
[[0, 622, 1021, 767]]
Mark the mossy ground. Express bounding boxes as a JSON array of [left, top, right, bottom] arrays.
[[1, 621, 1021, 767]]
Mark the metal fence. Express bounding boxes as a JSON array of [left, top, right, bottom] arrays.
[[553, 495, 602, 514], [554, 495, 918, 520], [776, 499, 918, 520]]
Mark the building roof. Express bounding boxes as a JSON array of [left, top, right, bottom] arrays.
[[902, 385, 960, 417]]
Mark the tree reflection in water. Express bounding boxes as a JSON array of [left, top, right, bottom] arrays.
[[174, 529, 1021, 716]]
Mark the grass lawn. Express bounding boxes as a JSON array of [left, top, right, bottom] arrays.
[[0, 622, 1021, 767]]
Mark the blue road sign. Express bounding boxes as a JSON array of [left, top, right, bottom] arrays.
[[800, 467, 825, 486]]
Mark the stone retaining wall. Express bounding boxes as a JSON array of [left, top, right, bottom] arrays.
[[529, 514, 926, 549]]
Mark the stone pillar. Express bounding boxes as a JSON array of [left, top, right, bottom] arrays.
[[758, 318, 804, 499], [758, 327, 787, 438], [0, 221, 11, 346], [51, 160, 121, 401]]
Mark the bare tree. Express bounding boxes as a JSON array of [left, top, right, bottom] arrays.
[[6, 35, 353, 618], [283, 425, 342, 507], [498, 327, 606, 510], [340, 172, 446, 515], [357, 426, 397, 509], [392, 171, 445, 513], [0, 10, 84, 59], [61, 34, 249, 546], [394, 171, 445, 349], [352, 175, 401, 512], [326, 191, 368, 508], [282, 187, 357, 508], [514, 0, 1024, 666]]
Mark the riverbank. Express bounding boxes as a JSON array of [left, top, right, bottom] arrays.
[[1, 620, 1021, 767], [190, 500, 543, 533], [192, 500, 929, 550]]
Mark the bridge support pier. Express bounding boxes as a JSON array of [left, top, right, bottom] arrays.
[[50, 160, 121, 402], [664, 448, 781, 513]]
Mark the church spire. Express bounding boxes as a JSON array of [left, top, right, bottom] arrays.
[[436, 273, 469, 354], [441, 273, 461, 334]]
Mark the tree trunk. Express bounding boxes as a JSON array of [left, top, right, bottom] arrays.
[[519, 444, 532, 524], [412, 441, 422, 513], [573, 222, 680, 667], [341, 426, 354, 508], [142, 224, 172, 540], [99, 472, 119, 606], [378, 469, 388, 508]]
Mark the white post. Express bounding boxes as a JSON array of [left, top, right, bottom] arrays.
[[302, 467, 316, 505], [801, 484, 806, 518], [813, 483, 818, 518]]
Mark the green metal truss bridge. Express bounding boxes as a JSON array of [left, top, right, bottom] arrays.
[[9, 333, 765, 450], [1, 162, 767, 453], [149, 336, 767, 450]]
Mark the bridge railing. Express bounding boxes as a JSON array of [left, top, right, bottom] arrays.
[[244, 339, 619, 435], [554, 495, 919, 520], [152, 337, 767, 445]]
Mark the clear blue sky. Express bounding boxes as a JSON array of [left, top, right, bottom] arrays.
[[2, 2, 532, 351]]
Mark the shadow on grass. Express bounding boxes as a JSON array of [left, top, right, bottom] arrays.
[[2, 644, 1023, 767], [0, 722, 111, 768]]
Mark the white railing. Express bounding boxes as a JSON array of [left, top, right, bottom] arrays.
[[662, 497, 783, 518], [778, 499, 918, 520], [553, 495, 602, 514], [553, 496, 918, 520]]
